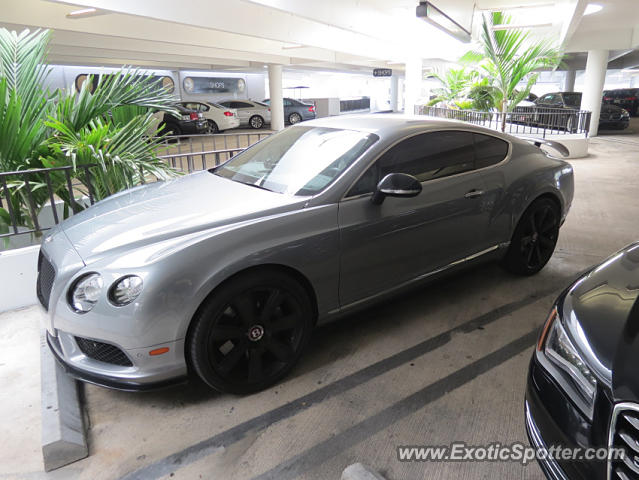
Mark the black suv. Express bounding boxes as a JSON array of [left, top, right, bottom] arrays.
[[534, 92, 629, 131]]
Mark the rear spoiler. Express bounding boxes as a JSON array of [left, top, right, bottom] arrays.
[[521, 137, 570, 158]]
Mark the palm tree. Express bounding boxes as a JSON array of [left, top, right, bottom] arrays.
[[462, 12, 562, 131], [427, 68, 478, 108], [0, 28, 178, 239]]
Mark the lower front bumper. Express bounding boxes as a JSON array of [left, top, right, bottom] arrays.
[[525, 400, 570, 480], [47, 332, 188, 392]]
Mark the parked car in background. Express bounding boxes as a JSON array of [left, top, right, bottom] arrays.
[[180, 101, 240, 133], [154, 104, 208, 136], [262, 97, 316, 124], [218, 99, 271, 129], [40, 115, 572, 394], [526, 242, 639, 480], [603, 88, 639, 116], [529, 92, 629, 131]]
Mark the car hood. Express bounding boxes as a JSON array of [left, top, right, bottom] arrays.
[[561, 243, 639, 400], [61, 171, 305, 264]]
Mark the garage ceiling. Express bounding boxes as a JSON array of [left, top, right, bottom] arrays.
[[1, 0, 637, 73]]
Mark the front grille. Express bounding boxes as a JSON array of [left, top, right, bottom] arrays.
[[609, 403, 639, 479], [36, 251, 56, 310], [75, 337, 133, 367]]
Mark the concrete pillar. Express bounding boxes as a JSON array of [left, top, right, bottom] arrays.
[[404, 58, 423, 115], [268, 64, 285, 131], [390, 74, 399, 112], [563, 69, 576, 92], [581, 49, 608, 137]]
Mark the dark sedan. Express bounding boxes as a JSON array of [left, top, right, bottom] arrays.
[[533, 92, 629, 131], [156, 104, 208, 136], [604, 88, 639, 116], [526, 242, 639, 479], [262, 97, 316, 124]]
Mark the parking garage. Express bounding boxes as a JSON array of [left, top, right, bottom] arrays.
[[2, 1, 639, 480]]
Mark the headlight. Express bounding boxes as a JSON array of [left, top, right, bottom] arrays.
[[538, 306, 597, 418], [108, 275, 143, 306], [69, 273, 103, 313]]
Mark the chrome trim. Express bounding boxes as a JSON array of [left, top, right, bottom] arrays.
[[331, 244, 502, 314], [340, 127, 513, 201], [525, 400, 570, 480], [464, 190, 485, 198], [608, 402, 639, 480], [380, 188, 421, 195]]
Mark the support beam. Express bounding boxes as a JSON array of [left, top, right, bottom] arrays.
[[404, 58, 423, 115], [268, 64, 284, 131], [390, 75, 399, 112], [581, 49, 609, 137], [563, 69, 576, 92]]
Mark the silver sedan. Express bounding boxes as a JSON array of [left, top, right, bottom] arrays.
[[39, 115, 574, 394], [218, 99, 271, 129]]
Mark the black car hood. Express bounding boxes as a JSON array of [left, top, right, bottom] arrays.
[[601, 103, 625, 114], [562, 243, 639, 401]]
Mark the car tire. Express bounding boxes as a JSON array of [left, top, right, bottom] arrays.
[[288, 112, 302, 125], [502, 198, 560, 276], [249, 115, 264, 129], [207, 120, 219, 134], [188, 270, 314, 394]]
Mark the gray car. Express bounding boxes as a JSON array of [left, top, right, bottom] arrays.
[[39, 115, 574, 394], [262, 97, 316, 124]]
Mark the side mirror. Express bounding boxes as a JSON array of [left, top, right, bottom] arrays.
[[371, 173, 422, 205]]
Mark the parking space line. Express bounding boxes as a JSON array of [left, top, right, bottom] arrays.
[[120, 287, 562, 480], [251, 329, 539, 480]]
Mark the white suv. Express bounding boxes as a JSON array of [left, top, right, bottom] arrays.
[[180, 102, 240, 133]]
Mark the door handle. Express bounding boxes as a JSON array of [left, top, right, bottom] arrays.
[[464, 189, 484, 199]]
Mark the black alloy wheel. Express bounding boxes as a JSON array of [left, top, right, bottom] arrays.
[[188, 271, 313, 394], [503, 198, 560, 275]]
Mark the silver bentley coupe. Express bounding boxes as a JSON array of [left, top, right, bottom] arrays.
[[39, 115, 574, 394]]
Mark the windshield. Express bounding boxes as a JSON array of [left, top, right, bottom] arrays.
[[213, 126, 378, 196], [563, 93, 582, 107]]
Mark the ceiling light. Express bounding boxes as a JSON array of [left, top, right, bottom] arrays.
[[416, 1, 471, 43], [584, 3, 603, 15], [66, 7, 99, 18]]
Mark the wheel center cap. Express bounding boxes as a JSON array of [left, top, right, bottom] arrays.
[[248, 325, 265, 342], [532, 232, 539, 243]]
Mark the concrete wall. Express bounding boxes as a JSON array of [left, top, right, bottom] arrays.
[[0, 245, 39, 312]]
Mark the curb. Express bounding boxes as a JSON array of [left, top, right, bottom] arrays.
[[40, 331, 89, 471], [341, 463, 387, 480]]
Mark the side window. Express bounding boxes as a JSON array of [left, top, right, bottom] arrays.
[[236, 101, 252, 108], [379, 131, 474, 182], [284, 99, 293, 107], [219, 101, 231, 107], [346, 166, 378, 197], [199, 103, 210, 112], [474, 134, 509, 169], [230, 102, 242, 108]]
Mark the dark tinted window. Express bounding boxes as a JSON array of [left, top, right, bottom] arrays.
[[347, 167, 378, 196], [379, 131, 474, 182], [474, 134, 509, 169], [563, 93, 582, 107]]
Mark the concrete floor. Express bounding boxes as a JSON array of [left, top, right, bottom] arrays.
[[2, 120, 639, 480]]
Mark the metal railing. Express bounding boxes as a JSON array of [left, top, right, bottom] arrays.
[[1, 132, 271, 247], [416, 105, 591, 138], [156, 132, 271, 155]]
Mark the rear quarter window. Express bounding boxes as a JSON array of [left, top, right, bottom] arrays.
[[474, 134, 509, 169]]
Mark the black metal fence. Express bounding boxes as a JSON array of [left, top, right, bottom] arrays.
[[416, 106, 591, 138], [1, 133, 270, 247]]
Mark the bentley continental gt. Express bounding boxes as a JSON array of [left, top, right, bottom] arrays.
[[39, 115, 574, 394]]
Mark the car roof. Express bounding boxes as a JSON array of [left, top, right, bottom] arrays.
[[299, 113, 517, 141]]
